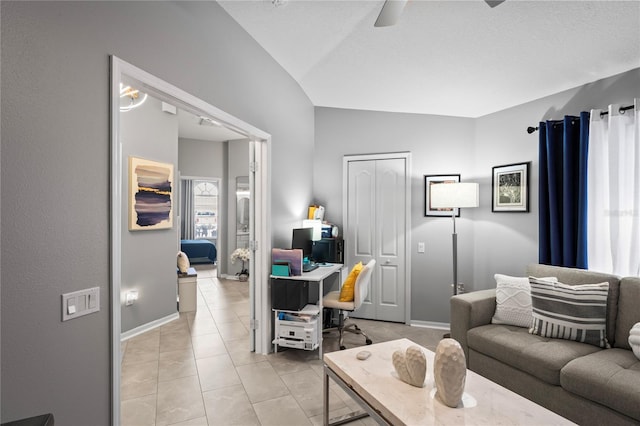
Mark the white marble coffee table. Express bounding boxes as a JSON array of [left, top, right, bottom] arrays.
[[323, 338, 575, 426]]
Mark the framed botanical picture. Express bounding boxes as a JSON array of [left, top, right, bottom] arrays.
[[424, 174, 461, 217], [492, 162, 530, 212], [129, 156, 174, 230]]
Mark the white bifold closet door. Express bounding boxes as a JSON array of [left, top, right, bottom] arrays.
[[346, 157, 407, 322]]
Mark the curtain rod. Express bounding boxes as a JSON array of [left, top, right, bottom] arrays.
[[526, 104, 634, 134]]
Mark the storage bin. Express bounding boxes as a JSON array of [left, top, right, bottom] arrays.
[[271, 279, 309, 311]]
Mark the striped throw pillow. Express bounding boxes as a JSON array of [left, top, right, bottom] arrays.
[[529, 277, 610, 348]]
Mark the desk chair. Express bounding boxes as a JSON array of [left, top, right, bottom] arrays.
[[323, 259, 376, 350]]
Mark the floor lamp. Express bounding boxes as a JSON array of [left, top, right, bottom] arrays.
[[430, 182, 479, 296]]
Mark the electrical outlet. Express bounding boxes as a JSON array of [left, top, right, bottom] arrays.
[[125, 291, 139, 306]]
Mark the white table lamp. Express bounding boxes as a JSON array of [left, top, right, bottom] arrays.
[[430, 182, 479, 295]]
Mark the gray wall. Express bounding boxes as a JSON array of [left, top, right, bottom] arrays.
[[178, 138, 226, 178], [121, 95, 179, 333], [315, 67, 640, 324], [472, 67, 640, 288], [1, 1, 314, 424], [314, 108, 476, 323]]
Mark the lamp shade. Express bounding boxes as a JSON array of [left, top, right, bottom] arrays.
[[430, 183, 479, 208]]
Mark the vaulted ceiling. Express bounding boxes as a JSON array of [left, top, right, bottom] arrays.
[[219, 0, 640, 118]]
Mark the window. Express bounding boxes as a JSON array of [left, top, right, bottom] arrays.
[[194, 180, 218, 239]]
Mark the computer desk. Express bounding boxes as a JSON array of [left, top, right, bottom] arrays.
[[271, 263, 345, 359]]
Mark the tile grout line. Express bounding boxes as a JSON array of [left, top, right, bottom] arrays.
[[191, 268, 217, 426]]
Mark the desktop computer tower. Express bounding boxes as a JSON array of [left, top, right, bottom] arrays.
[[312, 238, 344, 264]]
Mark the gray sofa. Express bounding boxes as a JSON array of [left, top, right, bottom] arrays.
[[451, 264, 640, 425]]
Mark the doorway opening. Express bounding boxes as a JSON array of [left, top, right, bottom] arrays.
[[111, 56, 271, 425]]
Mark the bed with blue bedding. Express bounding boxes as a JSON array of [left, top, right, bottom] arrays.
[[180, 239, 217, 264]]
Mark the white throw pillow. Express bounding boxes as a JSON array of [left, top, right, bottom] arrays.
[[491, 274, 557, 328], [628, 323, 640, 360]]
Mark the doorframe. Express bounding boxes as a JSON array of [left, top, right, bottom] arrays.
[[110, 56, 271, 425], [342, 152, 412, 324]]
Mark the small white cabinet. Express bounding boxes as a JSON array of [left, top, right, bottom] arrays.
[[178, 267, 197, 312]]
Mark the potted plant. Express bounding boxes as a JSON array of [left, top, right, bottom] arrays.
[[231, 247, 251, 281]]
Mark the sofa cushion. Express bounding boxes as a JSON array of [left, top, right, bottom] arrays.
[[614, 277, 640, 350], [491, 274, 557, 328], [526, 264, 620, 346], [467, 324, 601, 385], [561, 348, 640, 421], [529, 277, 610, 348]]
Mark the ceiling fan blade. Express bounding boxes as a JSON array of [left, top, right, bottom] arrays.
[[374, 0, 408, 27], [485, 0, 506, 8]]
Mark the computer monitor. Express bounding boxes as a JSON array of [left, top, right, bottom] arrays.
[[291, 227, 314, 259]]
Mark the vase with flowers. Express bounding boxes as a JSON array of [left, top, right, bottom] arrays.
[[231, 247, 251, 281]]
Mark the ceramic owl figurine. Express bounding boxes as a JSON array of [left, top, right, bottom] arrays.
[[392, 345, 426, 387], [177, 251, 190, 273], [433, 338, 467, 408]]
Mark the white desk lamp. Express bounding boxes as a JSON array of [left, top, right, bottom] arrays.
[[430, 182, 479, 295]]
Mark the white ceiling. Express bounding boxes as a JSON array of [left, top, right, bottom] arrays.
[[218, 0, 640, 118]]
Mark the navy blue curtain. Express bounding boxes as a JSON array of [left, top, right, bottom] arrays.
[[538, 112, 589, 268]]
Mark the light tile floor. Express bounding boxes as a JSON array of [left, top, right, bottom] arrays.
[[121, 264, 446, 426]]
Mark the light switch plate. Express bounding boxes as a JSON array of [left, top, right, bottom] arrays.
[[62, 287, 100, 321], [417, 242, 425, 253]]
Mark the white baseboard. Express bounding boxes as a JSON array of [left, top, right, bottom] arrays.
[[220, 273, 240, 280], [121, 312, 180, 341], [410, 320, 450, 330]]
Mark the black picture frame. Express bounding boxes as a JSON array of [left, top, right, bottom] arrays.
[[424, 174, 461, 217], [491, 162, 530, 212]]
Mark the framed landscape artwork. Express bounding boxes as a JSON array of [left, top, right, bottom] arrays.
[[492, 162, 530, 212], [129, 156, 174, 230], [424, 174, 461, 217]]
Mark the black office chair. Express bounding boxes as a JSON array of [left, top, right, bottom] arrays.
[[323, 259, 376, 350]]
